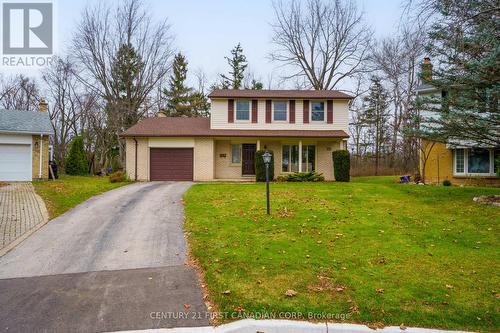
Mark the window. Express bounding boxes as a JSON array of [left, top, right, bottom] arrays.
[[236, 100, 250, 120], [302, 145, 315, 172], [231, 144, 241, 164], [282, 145, 314, 172], [311, 101, 325, 121], [468, 148, 490, 174], [454, 149, 464, 174], [273, 101, 287, 121], [282, 145, 299, 172]]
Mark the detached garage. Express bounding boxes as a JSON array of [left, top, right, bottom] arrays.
[[0, 102, 53, 181]]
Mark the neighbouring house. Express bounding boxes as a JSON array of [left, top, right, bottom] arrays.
[[0, 100, 53, 181], [417, 58, 499, 186], [121, 89, 352, 181]]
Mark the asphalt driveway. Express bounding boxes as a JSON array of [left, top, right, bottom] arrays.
[[0, 181, 209, 332]]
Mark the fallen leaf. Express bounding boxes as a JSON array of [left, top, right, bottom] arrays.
[[183, 304, 191, 309], [367, 322, 385, 330], [285, 289, 297, 297], [376, 288, 384, 294], [446, 284, 454, 289], [222, 290, 231, 295], [399, 324, 407, 330]]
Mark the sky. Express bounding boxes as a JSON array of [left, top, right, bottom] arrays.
[[8, 0, 405, 88]]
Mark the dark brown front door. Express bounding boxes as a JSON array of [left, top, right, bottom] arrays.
[[150, 148, 193, 181], [242, 144, 256, 175]]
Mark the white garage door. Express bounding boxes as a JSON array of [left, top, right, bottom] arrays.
[[0, 144, 31, 181]]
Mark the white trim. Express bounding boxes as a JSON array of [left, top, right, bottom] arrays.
[[39, 134, 43, 178], [235, 99, 251, 122], [310, 100, 326, 123], [452, 147, 497, 176]]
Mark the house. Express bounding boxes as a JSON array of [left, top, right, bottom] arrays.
[[0, 100, 53, 181], [121, 89, 352, 181], [417, 58, 499, 185]]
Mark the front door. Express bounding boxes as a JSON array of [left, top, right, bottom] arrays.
[[242, 144, 256, 175]]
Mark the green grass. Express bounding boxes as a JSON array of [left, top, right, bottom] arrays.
[[33, 175, 129, 219], [184, 176, 500, 331]]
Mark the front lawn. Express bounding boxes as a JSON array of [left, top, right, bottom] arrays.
[[33, 175, 129, 219], [184, 177, 500, 331]]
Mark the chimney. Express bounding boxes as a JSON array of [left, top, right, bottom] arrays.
[[421, 57, 432, 82], [39, 98, 48, 112]]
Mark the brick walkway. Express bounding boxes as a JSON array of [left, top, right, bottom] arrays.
[[0, 183, 48, 254]]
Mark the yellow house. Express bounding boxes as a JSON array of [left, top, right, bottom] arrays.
[[417, 60, 499, 186]]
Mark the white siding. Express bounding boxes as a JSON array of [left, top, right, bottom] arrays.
[[210, 99, 349, 131]]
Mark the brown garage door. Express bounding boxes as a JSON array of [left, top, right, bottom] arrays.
[[150, 148, 193, 181]]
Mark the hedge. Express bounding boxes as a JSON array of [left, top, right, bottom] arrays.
[[332, 150, 350, 182], [255, 150, 274, 182]]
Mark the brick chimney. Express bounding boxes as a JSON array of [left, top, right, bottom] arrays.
[[421, 57, 433, 82], [39, 98, 48, 112]]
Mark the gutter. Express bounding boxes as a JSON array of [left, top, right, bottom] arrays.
[[133, 138, 138, 181], [39, 134, 43, 179]]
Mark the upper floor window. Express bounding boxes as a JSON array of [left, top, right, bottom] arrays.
[[311, 101, 325, 121], [273, 101, 288, 121], [236, 100, 250, 120]]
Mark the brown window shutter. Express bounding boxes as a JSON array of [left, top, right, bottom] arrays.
[[327, 100, 333, 123], [265, 99, 272, 123], [303, 99, 309, 124], [289, 100, 295, 123], [252, 100, 258, 123], [228, 99, 234, 123]]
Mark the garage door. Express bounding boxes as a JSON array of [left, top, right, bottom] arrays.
[[150, 148, 193, 181], [0, 144, 31, 181]]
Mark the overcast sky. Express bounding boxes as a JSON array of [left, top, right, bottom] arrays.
[[10, 0, 406, 89]]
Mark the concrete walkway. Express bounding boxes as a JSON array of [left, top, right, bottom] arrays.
[[0, 182, 48, 256]]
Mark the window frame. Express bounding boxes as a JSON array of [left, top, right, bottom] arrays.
[[231, 144, 242, 164], [310, 100, 326, 122], [235, 99, 251, 122], [453, 148, 497, 176], [272, 100, 288, 122]]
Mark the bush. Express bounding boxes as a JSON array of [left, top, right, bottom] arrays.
[[65, 136, 88, 175], [443, 179, 452, 186], [278, 171, 325, 182], [109, 171, 127, 183], [332, 150, 350, 182], [255, 150, 274, 182], [496, 157, 500, 178]]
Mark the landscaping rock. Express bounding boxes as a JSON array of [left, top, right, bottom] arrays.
[[473, 195, 500, 206]]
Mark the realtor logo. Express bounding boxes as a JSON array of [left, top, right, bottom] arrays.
[[2, 2, 53, 55]]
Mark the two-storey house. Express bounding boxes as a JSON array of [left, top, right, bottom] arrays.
[[121, 89, 352, 181]]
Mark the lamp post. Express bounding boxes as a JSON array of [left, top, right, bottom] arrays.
[[262, 151, 272, 215]]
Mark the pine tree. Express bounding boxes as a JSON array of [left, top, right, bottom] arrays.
[[418, 0, 499, 146], [65, 136, 88, 175], [220, 43, 248, 89], [163, 53, 197, 117], [363, 76, 390, 175]]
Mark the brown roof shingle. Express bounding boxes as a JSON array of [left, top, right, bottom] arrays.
[[208, 89, 353, 99], [121, 117, 349, 138]]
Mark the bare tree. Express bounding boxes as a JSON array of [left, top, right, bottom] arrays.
[[71, 0, 175, 165], [0, 75, 40, 111], [270, 0, 372, 90]]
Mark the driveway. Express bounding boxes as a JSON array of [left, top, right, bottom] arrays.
[[0, 182, 48, 256], [0, 182, 209, 332]]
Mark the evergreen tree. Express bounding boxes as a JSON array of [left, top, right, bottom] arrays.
[[250, 79, 263, 90], [220, 43, 248, 89], [163, 53, 197, 116], [363, 76, 390, 175], [65, 136, 88, 175], [418, 0, 499, 146]]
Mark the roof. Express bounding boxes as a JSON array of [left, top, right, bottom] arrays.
[[208, 89, 353, 99], [0, 109, 53, 135], [121, 117, 349, 139]]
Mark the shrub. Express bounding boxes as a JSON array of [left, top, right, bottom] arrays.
[[443, 179, 452, 186], [255, 150, 274, 182], [65, 136, 88, 175], [332, 150, 350, 182], [496, 157, 500, 178], [109, 171, 127, 183], [279, 171, 325, 182]]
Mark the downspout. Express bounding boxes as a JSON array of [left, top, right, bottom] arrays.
[[133, 138, 138, 181], [39, 134, 43, 179]]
